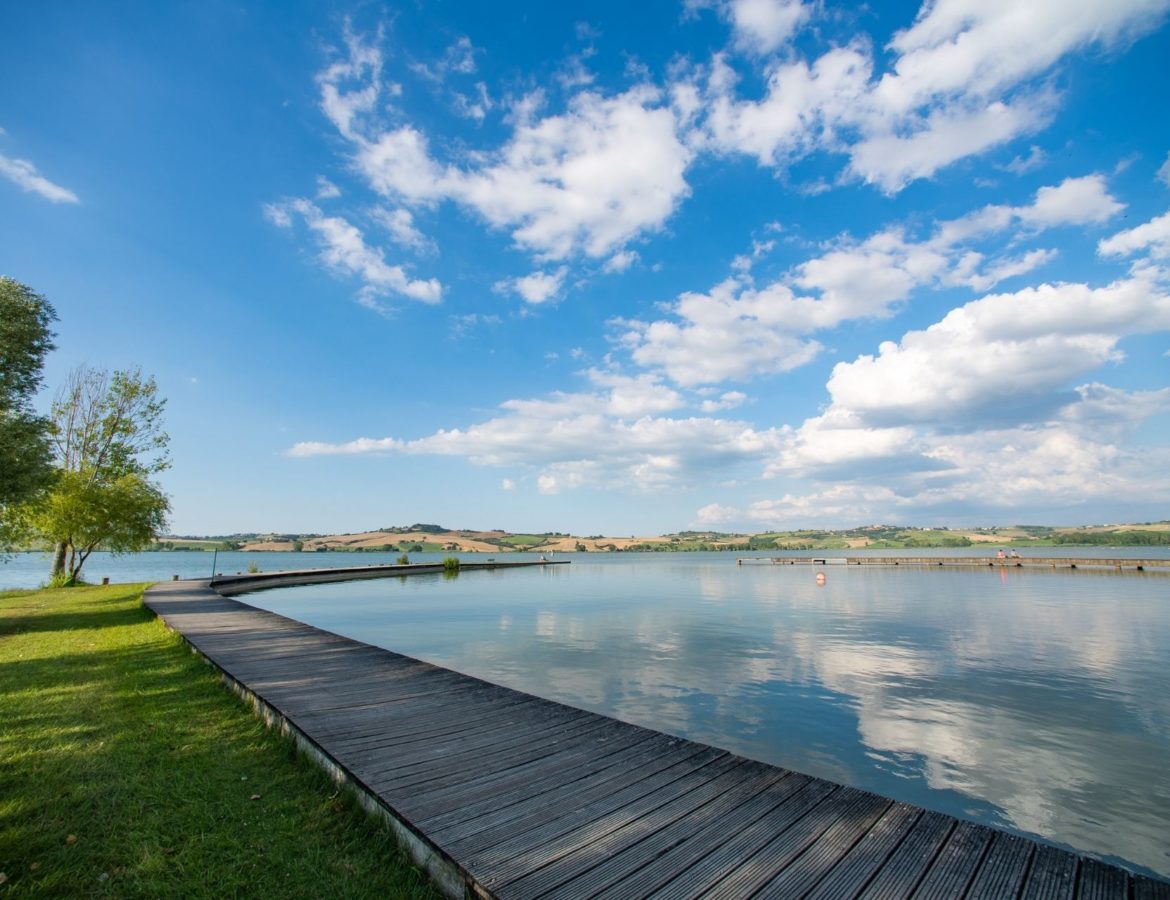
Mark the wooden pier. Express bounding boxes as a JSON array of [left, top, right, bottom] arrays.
[[144, 573, 1169, 899], [209, 558, 569, 594], [738, 556, 1169, 572]]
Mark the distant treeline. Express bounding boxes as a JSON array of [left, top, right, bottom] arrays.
[[1052, 531, 1170, 546]]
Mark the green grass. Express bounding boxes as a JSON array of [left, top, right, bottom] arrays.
[[150, 540, 226, 551], [0, 584, 442, 899], [394, 542, 447, 553], [494, 535, 547, 548]]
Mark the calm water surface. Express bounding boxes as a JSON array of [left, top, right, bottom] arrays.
[[4, 549, 1168, 877]]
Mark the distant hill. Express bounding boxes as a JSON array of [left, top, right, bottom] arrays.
[[154, 521, 1170, 552]]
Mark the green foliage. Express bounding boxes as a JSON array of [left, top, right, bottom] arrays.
[[246, 559, 261, 573], [14, 365, 172, 583], [1052, 530, 1170, 546], [46, 570, 86, 588], [51, 365, 170, 478], [0, 277, 57, 406], [868, 531, 973, 548], [396, 553, 410, 565], [0, 584, 440, 898], [442, 556, 461, 572], [25, 470, 169, 584], [1015, 525, 1056, 536], [0, 278, 57, 541], [292, 539, 304, 552], [148, 538, 221, 551], [484, 532, 553, 551]]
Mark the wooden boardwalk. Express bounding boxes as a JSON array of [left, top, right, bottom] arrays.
[[738, 556, 1169, 572], [145, 579, 1169, 900]]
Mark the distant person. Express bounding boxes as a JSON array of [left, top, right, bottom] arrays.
[[1009, 549, 1020, 558], [996, 549, 1006, 558]]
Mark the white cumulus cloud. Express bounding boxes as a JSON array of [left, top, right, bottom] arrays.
[[495, 267, 569, 304], [825, 275, 1170, 427], [702, 0, 1170, 191], [0, 152, 79, 204], [725, 0, 809, 55], [265, 198, 441, 306], [619, 175, 1124, 388], [1098, 210, 1170, 260], [287, 373, 782, 494]]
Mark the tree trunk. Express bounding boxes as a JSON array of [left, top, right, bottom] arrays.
[[50, 542, 67, 578]]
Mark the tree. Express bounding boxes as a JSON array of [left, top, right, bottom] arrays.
[[32, 366, 171, 583], [28, 470, 169, 583], [0, 278, 57, 548]]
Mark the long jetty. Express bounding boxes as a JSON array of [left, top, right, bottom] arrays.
[[738, 556, 1169, 572], [208, 558, 568, 594], [144, 566, 1169, 899]]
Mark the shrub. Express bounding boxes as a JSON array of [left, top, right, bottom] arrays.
[[46, 570, 88, 588]]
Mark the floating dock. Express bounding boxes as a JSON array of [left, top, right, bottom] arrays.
[[144, 570, 1169, 899], [738, 556, 1169, 572]]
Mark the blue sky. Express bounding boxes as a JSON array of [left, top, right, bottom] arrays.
[[3, 0, 1170, 536]]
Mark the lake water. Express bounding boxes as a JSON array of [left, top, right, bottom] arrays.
[[4, 548, 1168, 878]]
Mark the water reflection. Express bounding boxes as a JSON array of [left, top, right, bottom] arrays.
[[247, 561, 1170, 878]]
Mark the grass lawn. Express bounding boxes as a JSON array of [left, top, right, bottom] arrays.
[[0, 583, 442, 898]]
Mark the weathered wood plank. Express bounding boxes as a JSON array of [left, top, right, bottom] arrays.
[[591, 773, 816, 900], [359, 712, 620, 795], [335, 702, 591, 768], [642, 778, 838, 897], [456, 748, 729, 875], [404, 725, 665, 826], [853, 811, 954, 900], [1077, 858, 1128, 900], [495, 757, 757, 899], [538, 763, 792, 900], [802, 802, 922, 900], [1020, 844, 1079, 900], [1133, 874, 1170, 900], [424, 732, 698, 843], [702, 787, 883, 900], [366, 716, 625, 802], [749, 791, 891, 899], [964, 831, 1034, 899], [910, 820, 994, 899]]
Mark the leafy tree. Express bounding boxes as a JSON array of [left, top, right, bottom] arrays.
[[27, 470, 169, 583], [0, 278, 57, 548], [31, 366, 171, 583]]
